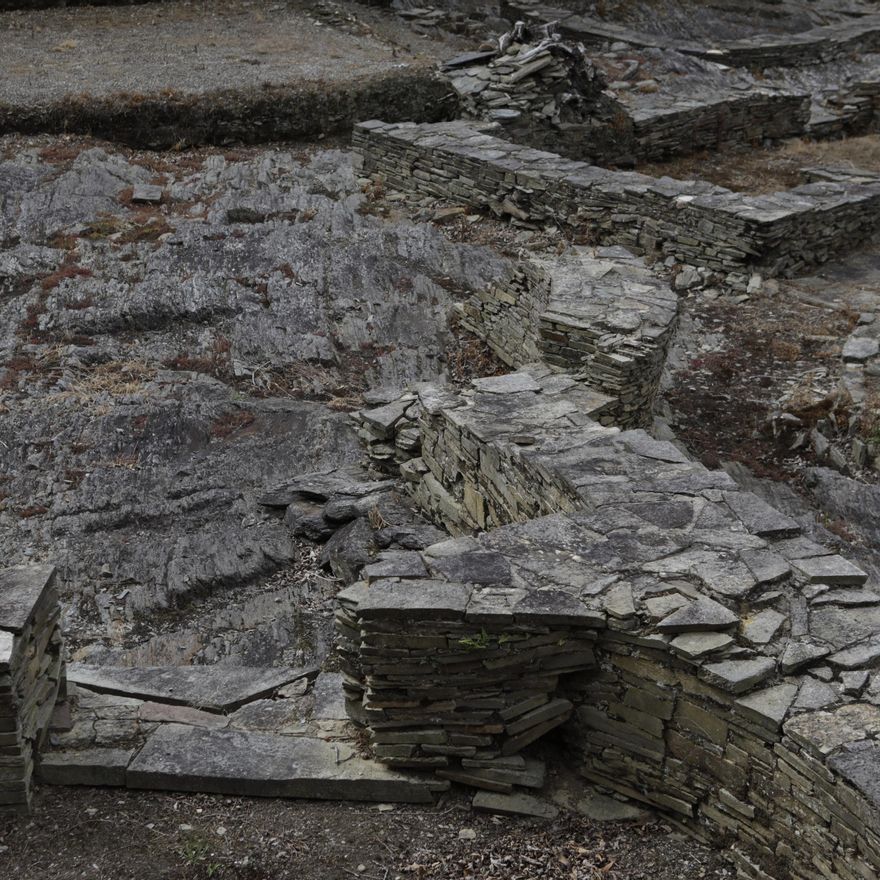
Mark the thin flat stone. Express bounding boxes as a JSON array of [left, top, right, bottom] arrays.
[[68, 664, 310, 712], [670, 631, 733, 659], [741, 609, 786, 646], [656, 597, 738, 633], [829, 637, 880, 670], [735, 683, 798, 729], [429, 551, 512, 586], [723, 491, 800, 537], [312, 672, 348, 721], [779, 639, 830, 673], [785, 704, 880, 757], [0, 565, 56, 634], [472, 790, 559, 819], [791, 555, 867, 585], [127, 724, 436, 803], [357, 579, 472, 621], [38, 748, 134, 787], [472, 373, 542, 394], [363, 552, 428, 582], [842, 337, 880, 362], [828, 742, 880, 807], [131, 183, 164, 204], [740, 549, 791, 584], [701, 658, 776, 694], [794, 678, 839, 711]]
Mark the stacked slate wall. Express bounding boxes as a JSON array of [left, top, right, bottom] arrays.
[[1, 566, 65, 813]]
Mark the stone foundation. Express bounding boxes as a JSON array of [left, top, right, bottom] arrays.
[[1, 565, 65, 813], [339, 364, 880, 880], [353, 119, 880, 279], [459, 246, 678, 428]]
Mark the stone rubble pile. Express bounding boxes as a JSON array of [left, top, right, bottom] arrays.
[[350, 389, 422, 475], [446, 22, 629, 163], [1, 565, 65, 813]]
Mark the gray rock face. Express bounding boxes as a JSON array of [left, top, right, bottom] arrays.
[[0, 142, 507, 663]]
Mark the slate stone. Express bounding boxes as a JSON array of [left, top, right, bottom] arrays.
[[779, 639, 830, 673], [428, 551, 512, 586], [0, 631, 13, 672], [465, 587, 528, 624], [312, 672, 348, 721], [131, 183, 164, 204], [472, 373, 542, 394], [513, 589, 601, 626], [472, 790, 559, 819], [576, 791, 648, 822], [812, 606, 880, 651], [259, 470, 395, 507], [670, 631, 733, 659], [785, 704, 880, 757], [603, 582, 636, 620], [357, 579, 472, 621], [363, 552, 428, 582], [811, 589, 880, 607], [791, 555, 868, 585], [127, 724, 436, 803], [723, 491, 800, 537], [701, 658, 776, 694], [842, 337, 880, 362], [656, 597, 738, 633], [38, 748, 134, 787], [735, 683, 798, 729], [0, 565, 55, 634], [741, 609, 786, 646], [68, 665, 310, 712], [739, 548, 791, 585], [829, 637, 880, 670], [794, 678, 839, 711], [829, 742, 880, 807]]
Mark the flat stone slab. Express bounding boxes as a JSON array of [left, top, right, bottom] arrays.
[[472, 790, 559, 819], [127, 724, 437, 803], [38, 748, 134, 788], [792, 555, 868, 585], [68, 665, 311, 712], [0, 565, 56, 634]]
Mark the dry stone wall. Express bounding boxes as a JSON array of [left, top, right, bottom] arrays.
[[458, 246, 679, 428], [505, 2, 880, 69], [444, 27, 810, 164], [338, 364, 880, 880], [353, 118, 880, 280], [1, 565, 65, 813]]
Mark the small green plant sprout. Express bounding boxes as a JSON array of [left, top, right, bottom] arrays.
[[458, 628, 492, 650]]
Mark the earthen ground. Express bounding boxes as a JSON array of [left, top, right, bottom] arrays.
[[638, 134, 880, 194], [0, 784, 730, 880]]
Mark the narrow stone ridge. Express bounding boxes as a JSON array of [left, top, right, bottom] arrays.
[[338, 365, 880, 880], [353, 119, 880, 279]]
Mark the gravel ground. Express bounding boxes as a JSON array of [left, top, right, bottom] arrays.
[[0, 0, 457, 103]]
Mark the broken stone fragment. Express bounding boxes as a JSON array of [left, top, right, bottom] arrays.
[[472, 789, 559, 819], [656, 597, 738, 633]]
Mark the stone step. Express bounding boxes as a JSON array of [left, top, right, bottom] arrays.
[[125, 724, 442, 803]]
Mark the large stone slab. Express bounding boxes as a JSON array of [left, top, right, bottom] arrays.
[[0, 565, 55, 634], [127, 724, 437, 803], [68, 665, 312, 712], [38, 748, 134, 787]]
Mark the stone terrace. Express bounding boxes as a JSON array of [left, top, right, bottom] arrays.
[[354, 119, 880, 282], [506, 2, 880, 69], [339, 364, 880, 880]]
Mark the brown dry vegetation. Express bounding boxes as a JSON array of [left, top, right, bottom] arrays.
[[640, 134, 880, 194]]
